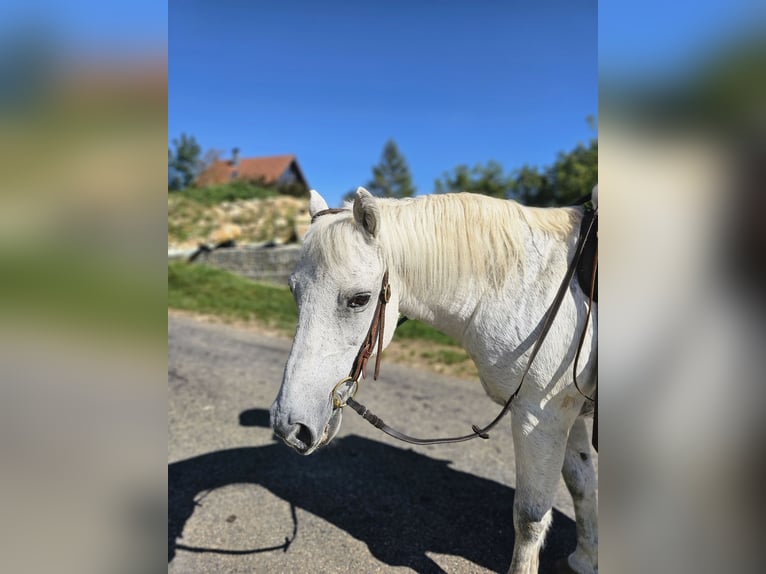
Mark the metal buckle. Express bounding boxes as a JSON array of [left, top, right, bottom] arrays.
[[331, 376, 359, 409], [381, 283, 391, 304]]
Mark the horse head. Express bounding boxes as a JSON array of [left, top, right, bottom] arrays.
[[270, 187, 400, 454]]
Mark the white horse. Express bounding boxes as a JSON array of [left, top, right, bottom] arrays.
[[271, 187, 598, 574]]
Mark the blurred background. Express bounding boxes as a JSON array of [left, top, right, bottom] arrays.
[[1, 0, 765, 572], [0, 2, 167, 574], [599, 2, 766, 573]]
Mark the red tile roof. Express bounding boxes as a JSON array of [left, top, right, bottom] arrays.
[[196, 154, 307, 187]]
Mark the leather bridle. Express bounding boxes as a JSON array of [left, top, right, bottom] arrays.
[[330, 270, 391, 408], [314, 204, 598, 449]]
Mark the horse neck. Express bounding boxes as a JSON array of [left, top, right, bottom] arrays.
[[376, 196, 576, 343]]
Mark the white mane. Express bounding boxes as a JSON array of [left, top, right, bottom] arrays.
[[307, 193, 578, 299]]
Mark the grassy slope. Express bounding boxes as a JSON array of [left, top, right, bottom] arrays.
[[168, 262, 476, 375], [168, 183, 306, 247], [168, 262, 297, 332], [171, 182, 279, 206]]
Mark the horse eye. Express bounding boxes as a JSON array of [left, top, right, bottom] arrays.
[[348, 294, 371, 308]]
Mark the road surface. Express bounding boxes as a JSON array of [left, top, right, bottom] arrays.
[[169, 314, 594, 573]]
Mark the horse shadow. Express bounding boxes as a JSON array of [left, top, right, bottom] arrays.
[[169, 408, 576, 573]]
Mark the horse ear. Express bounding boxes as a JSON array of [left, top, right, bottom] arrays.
[[353, 187, 380, 237], [308, 189, 329, 218]]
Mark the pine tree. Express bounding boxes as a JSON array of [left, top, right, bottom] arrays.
[[168, 133, 202, 191], [366, 140, 416, 198]]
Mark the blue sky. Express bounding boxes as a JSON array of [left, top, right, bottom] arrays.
[[169, 1, 597, 207]]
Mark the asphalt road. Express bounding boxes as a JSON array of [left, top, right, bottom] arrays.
[[169, 314, 593, 573]]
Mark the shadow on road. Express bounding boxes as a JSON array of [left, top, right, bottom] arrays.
[[169, 408, 576, 573]]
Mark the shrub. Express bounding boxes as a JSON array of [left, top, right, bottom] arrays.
[[180, 181, 279, 205]]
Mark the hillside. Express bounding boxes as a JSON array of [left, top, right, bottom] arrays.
[[168, 193, 311, 250]]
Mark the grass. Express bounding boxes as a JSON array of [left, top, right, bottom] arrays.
[[172, 181, 279, 206], [420, 349, 470, 365], [168, 262, 477, 377], [168, 262, 298, 332], [394, 317, 460, 346], [167, 195, 218, 242], [168, 262, 462, 347], [1, 248, 166, 344], [167, 183, 307, 246]]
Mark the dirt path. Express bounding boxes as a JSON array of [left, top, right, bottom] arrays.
[[168, 314, 587, 573], [168, 308, 480, 379]]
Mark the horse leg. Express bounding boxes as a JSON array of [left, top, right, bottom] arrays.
[[508, 407, 570, 574], [561, 417, 598, 574]]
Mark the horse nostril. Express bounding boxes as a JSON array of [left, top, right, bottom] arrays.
[[277, 420, 316, 453], [295, 423, 313, 448]]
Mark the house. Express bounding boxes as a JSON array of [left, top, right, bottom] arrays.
[[196, 148, 309, 192]]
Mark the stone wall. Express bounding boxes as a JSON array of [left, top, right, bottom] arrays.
[[188, 244, 302, 285]]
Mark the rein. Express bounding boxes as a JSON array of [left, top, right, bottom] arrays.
[[315, 204, 598, 448]]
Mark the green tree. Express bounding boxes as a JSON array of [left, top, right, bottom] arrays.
[[507, 136, 597, 206], [366, 139, 416, 198], [508, 164, 551, 205], [168, 133, 202, 191], [434, 160, 510, 198], [434, 119, 597, 206], [543, 138, 598, 205]]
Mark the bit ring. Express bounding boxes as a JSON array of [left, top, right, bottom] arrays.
[[331, 376, 359, 409]]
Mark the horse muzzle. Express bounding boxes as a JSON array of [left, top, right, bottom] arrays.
[[270, 403, 342, 455]]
